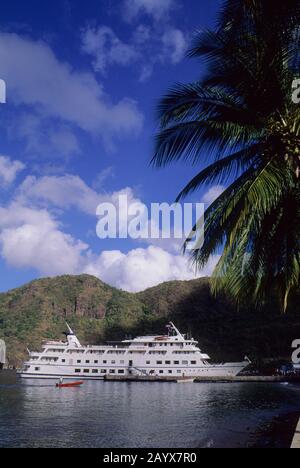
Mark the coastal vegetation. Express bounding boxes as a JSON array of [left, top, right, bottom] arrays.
[[153, 0, 300, 311]]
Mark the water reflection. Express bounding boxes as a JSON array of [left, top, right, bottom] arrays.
[[0, 372, 299, 448]]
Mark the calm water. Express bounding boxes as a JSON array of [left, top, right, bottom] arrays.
[[0, 371, 300, 448]]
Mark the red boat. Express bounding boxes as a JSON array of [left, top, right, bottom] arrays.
[[56, 381, 83, 388]]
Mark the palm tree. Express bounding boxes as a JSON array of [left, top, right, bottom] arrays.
[[152, 0, 300, 311]]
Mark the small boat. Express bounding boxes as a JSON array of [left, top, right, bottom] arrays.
[[56, 381, 83, 388]]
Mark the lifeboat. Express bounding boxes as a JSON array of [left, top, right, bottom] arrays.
[[56, 381, 83, 388]]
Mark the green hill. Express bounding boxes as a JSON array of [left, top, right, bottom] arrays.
[[0, 274, 300, 367]]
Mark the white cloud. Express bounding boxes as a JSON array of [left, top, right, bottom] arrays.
[[12, 114, 80, 158], [48, 129, 80, 157], [84, 246, 220, 292], [0, 172, 218, 290], [17, 175, 102, 215], [0, 33, 143, 141], [202, 185, 225, 205], [16, 173, 205, 253], [162, 29, 187, 64], [16, 174, 198, 252], [16, 174, 141, 217], [81, 24, 187, 81], [92, 166, 115, 190], [0, 202, 88, 275], [133, 24, 151, 44], [123, 0, 175, 21], [81, 26, 138, 73], [0, 155, 25, 186], [0, 199, 219, 290]]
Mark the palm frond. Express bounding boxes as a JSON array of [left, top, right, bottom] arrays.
[[176, 144, 261, 201], [153, 0, 300, 311]]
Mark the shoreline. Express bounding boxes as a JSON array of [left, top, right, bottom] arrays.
[[250, 412, 299, 448]]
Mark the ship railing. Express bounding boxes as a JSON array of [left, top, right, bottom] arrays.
[[128, 345, 147, 350], [42, 341, 67, 345], [85, 345, 116, 349], [28, 353, 42, 359]]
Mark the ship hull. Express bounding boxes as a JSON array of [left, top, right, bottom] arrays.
[[18, 362, 248, 380]]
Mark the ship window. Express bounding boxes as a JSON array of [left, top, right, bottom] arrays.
[[75, 369, 81, 373], [156, 361, 162, 365], [94, 360, 98, 364], [85, 360, 90, 364], [168, 370, 172, 374], [182, 360, 188, 365], [83, 369, 90, 373], [159, 370, 163, 374], [62, 359, 66, 363], [92, 370, 98, 374], [100, 369, 107, 374], [109, 370, 115, 374], [174, 361, 179, 365], [165, 361, 171, 365], [118, 370, 125, 374], [146, 361, 150, 364], [34, 367, 40, 371], [191, 361, 196, 365], [177, 370, 181, 374], [111, 360, 116, 364], [77, 360, 81, 364], [103, 360, 107, 364]]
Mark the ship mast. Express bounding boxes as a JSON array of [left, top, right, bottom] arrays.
[[169, 322, 185, 340], [65, 322, 81, 347]]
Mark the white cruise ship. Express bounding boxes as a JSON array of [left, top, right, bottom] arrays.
[[18, 322, 250, 380]]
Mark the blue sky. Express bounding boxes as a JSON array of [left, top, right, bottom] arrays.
[[0, 0, 223, 292]]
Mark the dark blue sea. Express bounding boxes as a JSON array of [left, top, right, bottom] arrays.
[[0, 371, 299, 448]]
